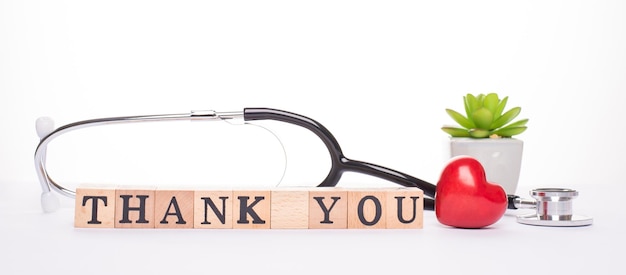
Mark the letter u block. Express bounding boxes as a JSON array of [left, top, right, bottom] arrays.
[[75, 185, 116, 228], [386, 188, 424, 229], [115, 186, 156, 228]]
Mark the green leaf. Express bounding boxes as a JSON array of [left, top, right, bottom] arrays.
[[505, 118, 528, 128], [493, 96, 508, 121], [476, 94, 485, 107], [446, 109, 475, 129], [483, 93, 499, 115], [491, 126, 527, 137], [490, 107, 521, 130], [469, 128, 490, 138], [442, 127, 471, 137], [471, 107, 493, 130], [465, 94, 479, 118]]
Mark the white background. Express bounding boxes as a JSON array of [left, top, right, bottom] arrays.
[[1, 1, 625, 274]]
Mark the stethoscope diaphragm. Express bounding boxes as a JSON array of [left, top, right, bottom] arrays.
[[515, 188, 593, 227]]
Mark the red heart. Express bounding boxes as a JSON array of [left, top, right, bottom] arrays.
[[435, 156, 507, 228]]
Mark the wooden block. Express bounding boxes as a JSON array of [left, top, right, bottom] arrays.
[[115, 186, 156, 228], [155, 188, 194, 229], [348, 189, 387, 229], [232, 190, 271, 229], [309, 188, 348, 229], [194, 190, 233, 229], [271, 189, 309, 229], [386, 188, 424, 229], [75, 185, 116, 228]]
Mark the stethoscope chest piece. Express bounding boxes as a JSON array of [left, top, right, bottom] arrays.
[[516, 188, 593, 227]]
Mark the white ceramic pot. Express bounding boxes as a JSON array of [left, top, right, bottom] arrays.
[[449, 138, 523, 195]]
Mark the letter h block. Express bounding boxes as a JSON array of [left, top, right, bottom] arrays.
[[115, 186, 156, 228]]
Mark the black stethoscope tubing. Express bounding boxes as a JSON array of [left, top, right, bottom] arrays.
[[244, 108, 437, 210]]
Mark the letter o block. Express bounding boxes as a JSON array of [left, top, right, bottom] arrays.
[[348, 190, 386, 229]]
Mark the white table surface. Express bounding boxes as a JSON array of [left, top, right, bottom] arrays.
[[1, 180, 620, 275]]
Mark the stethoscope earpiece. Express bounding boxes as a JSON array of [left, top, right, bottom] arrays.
[[36, 117, 55, 139], [515, 188, 593, 227], [41, 192, 60, 213]]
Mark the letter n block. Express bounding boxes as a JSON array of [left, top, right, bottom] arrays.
[[115, 186, 156, 228], [348, 189, 387, 229], [155, 188, 194, 229], [75, 185, 116, 228], [309, 188, 347, 229], [386, 188, 423, 229], [271, 189, 309, 229], [194, 190, 233, 229], [233, 190, 271, 229]]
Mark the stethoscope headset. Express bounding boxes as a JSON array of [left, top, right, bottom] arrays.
[[35, 108, 592, 227]]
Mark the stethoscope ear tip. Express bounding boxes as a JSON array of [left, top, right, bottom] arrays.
[[41, 192, 60, 213], [36, 117, 55, 139]]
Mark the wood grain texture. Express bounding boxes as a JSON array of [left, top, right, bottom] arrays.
[[232, 190, 271, 229], [155, 189, 194, 229], [115, 186, 156, 228], [75, 185, 116, 228], [194, 190, 233, 229], [386, 188, 424, 229], [308, 188, 348, 229], [271, 189, 309, 229]]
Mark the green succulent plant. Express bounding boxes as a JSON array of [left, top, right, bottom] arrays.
[[442, 93, 528, 138]]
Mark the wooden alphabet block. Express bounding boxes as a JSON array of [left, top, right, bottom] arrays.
[[308, 188, 348, 229], [115, 186, 156, 228], [155, 188, 194, 229], [232, 190, 271, 229], [386, 188, 424, 229], [75, 186, 424, 230], [194, 190, 233, 229], [75, 185, 116, 228], [348, 189, 387, 229], [271, 189, 309, 229]]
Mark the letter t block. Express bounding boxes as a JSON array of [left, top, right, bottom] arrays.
[[75, 185, 116, 228]]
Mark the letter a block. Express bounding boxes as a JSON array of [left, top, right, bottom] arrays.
[[309, 188, 348, 229], [271, 189, 309, 229], [386, 188, 423, 229], [194, 190, 233, 229], [348, 190, 387, 229], [75, 185, 116, 228], [155, 188, 194, 229], [233, 190, 271, 229], [115, 186, 156, 228]]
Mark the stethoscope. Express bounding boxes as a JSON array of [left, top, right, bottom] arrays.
[[34, 107, 592, 227]]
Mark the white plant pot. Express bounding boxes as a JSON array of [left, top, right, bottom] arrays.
[[449, 138, 523, 195]]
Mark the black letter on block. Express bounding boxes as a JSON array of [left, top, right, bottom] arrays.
[[237, 196, 266, 224], [201, 196, 229, 225], [357, 196, 382, 226], [119, 195, 149, 224], [313, 196, 341, 224], [82, 196, 107, 224], [395, 196, 420, 223], [160, 196, 186, 225]]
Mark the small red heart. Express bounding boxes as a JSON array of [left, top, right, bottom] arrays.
[[435, 156, 507, 228]]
